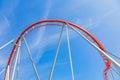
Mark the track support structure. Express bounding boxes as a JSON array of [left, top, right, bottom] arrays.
[[4, 19, 120, 80]]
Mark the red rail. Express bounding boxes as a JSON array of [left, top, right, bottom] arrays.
[[4, 20, 111, 80]]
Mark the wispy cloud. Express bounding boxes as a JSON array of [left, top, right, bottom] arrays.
[[0, 55, 7, 67], [0, 15, 10, 37], [0, 0, 20, 37], [54, 0, 88, 14], [0, 0, 20, 72], [32, 0, 52, 47], [30, 0, 52, 61], [0, 0, 20, 74], [0, 0, 20, 16], [42, 0, 52, 19], [75, 7, 120, 30]]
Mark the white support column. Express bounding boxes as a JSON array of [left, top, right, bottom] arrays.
[[69, 25, 120, 70], [16, 50, 21, 80], [0, 40, 14, 50], [48, 26, 64, 80], [5, 66, 10, 80], [11, 41, 21, 80], [66, 25, 75, 80], [23, 36, 40, 80]]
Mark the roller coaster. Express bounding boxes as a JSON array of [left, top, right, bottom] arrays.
[[0, 20, 120, 80]]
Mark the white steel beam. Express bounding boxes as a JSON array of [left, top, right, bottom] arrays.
[[5, 66, 10, 80], [69, 25, 120, 70], [66, 25, 75, 80], [11, 41, 21, 80], [23, 36, 40, 80], [0, 40, 14, 50], [48, 26, 64, 80]]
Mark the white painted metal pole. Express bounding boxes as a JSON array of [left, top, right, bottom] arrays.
[[66, 25, 75, 80], [16, 50, 20, 80], [11, 41, 21, 80], [49, 26, 64, 80], [0, 40, 14, 50], [23, 36, 40, 80], [70, 25, 120, 69], [5, 66, 10, 80]]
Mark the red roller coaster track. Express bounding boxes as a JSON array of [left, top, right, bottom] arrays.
[[4, 19, 111, 80]]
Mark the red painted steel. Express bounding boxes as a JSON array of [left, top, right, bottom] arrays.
[[4, 20, 111, 80]]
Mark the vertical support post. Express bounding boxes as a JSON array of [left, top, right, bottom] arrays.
[[48, 26, 64, 80], [66, 25, 75, 80], [11, 41, 21, 80], [5, 66, 10, 80], [16, 50, 20, 80], [23, 36, 40, 80]]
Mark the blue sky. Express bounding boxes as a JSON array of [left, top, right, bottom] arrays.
[[0, 0, 120, 80]]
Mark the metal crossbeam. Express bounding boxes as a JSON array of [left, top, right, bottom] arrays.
[[66, 25, 75, 80], [16, 51, 20, 80], [5, 66, 10, 80], [48, 26, 64, 80], [0, 67, 5, 76], [23, 36, 40, 80], [11, 41, 21, 80], [0, 39, 14, 50], [69, 24, 120, 70]]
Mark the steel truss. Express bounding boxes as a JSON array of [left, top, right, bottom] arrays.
[[0, 20, 119, 80]]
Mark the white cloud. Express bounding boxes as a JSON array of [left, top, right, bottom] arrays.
[[0, 15, 10, 37], [29, 0, 52, 61], [0, 55, 7, 67], [75, 7, 120, 30], [43, 0, 52, 19], [0, 0, 20, 37], [0, 15, 10, 77], [1, 0, 20, 16], [54, 0, 88, 14]]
